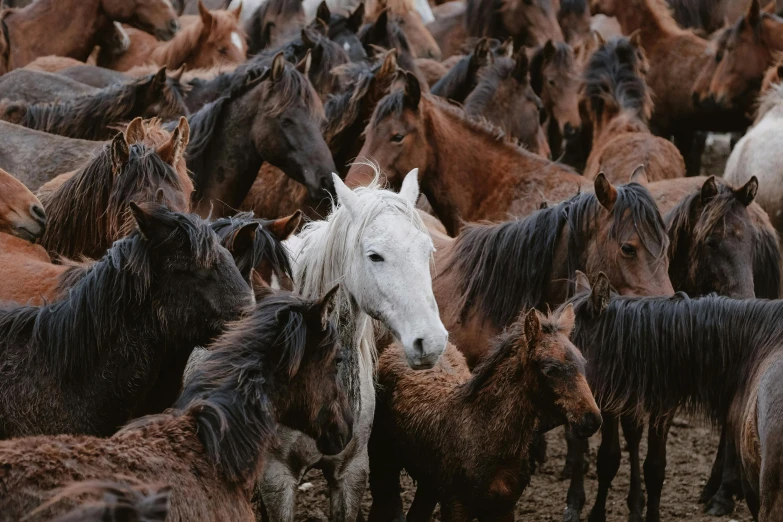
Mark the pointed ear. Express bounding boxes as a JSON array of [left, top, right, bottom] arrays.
[[629, 164, 648, 185], [399, 169, 420, 204], [229, 221, 258, 260], [125, 117, 145, 144], [735, 176, 759, 206], [574, 270, 591, 294], [268, 210, 303, 240], [403, 71, 421, 109], [333, 173, 360, 216], [379, 48, 398, 77], [169, 65, 185, 82], [474, 37, 493, 68], [317, 284, 340, 329], [198, 0, 214, 28], [157, 117, 188, 166], [301, 26, 317, 47], [111, 132, 130, 175], [129, 202, 175, 242], [296, 48, 312, 75], [177, 116, 190, 149], [231, 0, 243, 19], [374, 8, 390, 36], [513, 50, 529, 83], [499, 37, 514, 58], [628, 28, 642, 48], [746, 0, 761, 29], [594, 29, 607, 47], [558, 303, 575, 335], [348, 2, 365, 32], [591, 272, 611, 313], [594, 173, 618, 212], [524, 308, 542, 347], [700, 175, 719, 204], [543, 39, 556, 62], [271, 51, 286, 81], [316, 0, 330, 22], [151, 67, 167, 91]]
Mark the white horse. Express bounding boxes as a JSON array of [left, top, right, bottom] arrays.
[[724, 82, 783, 236], [259, 169, 448, 521]]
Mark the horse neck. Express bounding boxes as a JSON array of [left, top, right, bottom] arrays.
[[421, 100, 535, 233], [153, 20, 203, 69], [8, 0, 106, 65], [613, 0, 683, 51]]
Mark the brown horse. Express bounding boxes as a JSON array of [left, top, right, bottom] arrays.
[[0, 69, 187, 140], [0, 165, 45, 241], [345, 72, 590, 235], [368, 306, 601, 521], [559, 0, 593, 46], [366, 0, 442, 60], [314, 0, 367, 62], [245, 0, 305, 54], [0, 287, 352, 522], [0, 0, 178, 72], [430, 37, 495, 102], [465, 0, 564, 49], [581, 35, 686, 183], [99, 3, 247, 72], [464, 51, 549, 156], [39, 119, 192, 260]]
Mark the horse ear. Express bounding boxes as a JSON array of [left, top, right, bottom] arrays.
[[333, 173, 360, 216], [177, 116, 190, 149], [513, 50, 529, 83], [301, 26, 317, 47], [129, 202, 175, 243], [198, 1, 214, 28], [348, 3, 365, 32], [169, 65, 186, 82], [590, 272, 611, 313], [763, 1, 776, 14], [523, 308, 542, 349], [311, 43, 326, 72], [231, 0, 242, 19], [125, 117, 146, 144], [474, 37, 494, 69], [316, 0, 330, 22], [379, 48, 398, 77], [316, 284, 340, 330], [375, 8, 390, 36], [574, 270, 591, 294], [700, 175, 719, 204], [746, 0, 761, 29], [111, 132, 130, 175], [735, 176, 759, 206], [594, 173, 618, 212], [594, 30, 607, 47], [629, 164, 648, 185], [558, 303, 575, 335], [399, 169, 420, 204], [296, 48, 312, 76], [268, 210, 303, 240], [229, 222, 258, 260], [157, 117, 188, 166], [628, 29, 642, 48], [543, 39, 556, 62], [150, 68, 167, 92], [271, 52, 286, 81], [403, 71, 421, 109], [499, 37, 514, 58]]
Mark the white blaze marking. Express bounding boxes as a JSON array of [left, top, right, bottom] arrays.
[[231, 32, 243, 52], [343, 42, 351, 52]]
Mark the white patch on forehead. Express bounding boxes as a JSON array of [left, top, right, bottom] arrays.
[[231, 32, 243, 52], [343, 42, 351, 52]]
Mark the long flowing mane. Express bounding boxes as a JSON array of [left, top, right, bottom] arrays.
[[38, 142, 186, 259], [0, 208, 216, 379], [444, 183, 667, 328], [465, 0, 504, 38]]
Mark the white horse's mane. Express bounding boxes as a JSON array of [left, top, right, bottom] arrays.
[[756, 82, 783, 124]]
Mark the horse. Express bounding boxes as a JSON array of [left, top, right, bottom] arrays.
[[296, 27, 351, 99], [368, 306, 602, 522], [667, 0, 749, 34], [258, 170, 448, 522], [345, 72, 590, 235], [0, 202, 253, 439], [0, 286, 352, 522], [99, 3, 247, 72], [530, 40, 583, 161], [0, 165, 45, 242], [365, 0, 442, 60], [464, 51, 549, 156], [566, 273, 783, 522], [464, 0, 564, 49], [0, 0, 179, 72], [182, 54, 336, 218], [725, 81, 783, 237], [430, 37, 495, 102], [0, 69, 187, 141], [359, 8, 430, 87], [245, 0, 306, 54], [581, 36, 686, 183], [559, 0, 593, 46], [314, 0, 367, 62]]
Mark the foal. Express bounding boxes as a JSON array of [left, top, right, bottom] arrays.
[[369, 306, 601, 521], [0, 203, 253, 439], [0, 289, 352, 522]]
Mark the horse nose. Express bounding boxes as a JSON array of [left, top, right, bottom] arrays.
[[575, 411, 602, 438], [564, 122, 578, 138], [169, 19, 180, 35], [320, 174, 336, 197], [30, 203, 46, 226]]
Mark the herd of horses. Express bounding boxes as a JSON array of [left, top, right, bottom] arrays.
[[3, 0, 783, 520]]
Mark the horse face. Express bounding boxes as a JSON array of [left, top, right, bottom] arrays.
[[0, 169, 46, 242], [397, 12, 441, 60], [709, 18, 770, 110], [331, 26, 367, 62], [191, 7, 247, 69], [103, 0, 180, 41], [539, 44, 581, 139], [503, 0, 563, 47]]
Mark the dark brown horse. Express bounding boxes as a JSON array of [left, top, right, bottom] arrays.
[[366, 0, 442, 60], [0, 0, 179, 72], [245, 0, 305, 54], [368, 306, 601, 521], [0, 287, 352, 522], [0, 69, 187, 140], [182, 54, 336, 218], [0, 203, 253, 439], [346, 72, 590, 235], [314, 0, 367, 62], [430, 37, 495, 102], [465, 0, 564, 49], [559, 0, 593, 46]]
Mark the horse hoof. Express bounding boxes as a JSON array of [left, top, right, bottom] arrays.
[[587, 510, 606, 522], [705, 494, 735, 516], [563, 508, 582, 522], [699, 483, 719, 504], [627, 514, 644, 522]]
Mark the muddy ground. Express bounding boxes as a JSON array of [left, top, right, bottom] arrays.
[[293, 136, 748, 521]]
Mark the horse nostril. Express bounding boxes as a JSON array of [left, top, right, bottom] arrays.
[[564, 123, 577, 137], [30, 204, 46, 225], [413, 338, 424, 355], [169, 19, 180, 34]]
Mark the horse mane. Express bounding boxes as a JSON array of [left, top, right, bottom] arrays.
[[39, 143, 185, 259], [558, 0, 588, 16], [246, 0, 304, 51], [167, 292, 338, 484], [530, 41, 574, 94], [637, 0, 689, 35], [155, 9, 245, 69], [210, 212, 292, 281], [0, 207, 216, 379], [582, 36, 653, 124], [465, 0, 504, 38], [446, 183, 667, 329], [755, 81, 783, 123], [430, 53, 476, 99], [464, 56, 527, 116], [569, 291, 783, 423]]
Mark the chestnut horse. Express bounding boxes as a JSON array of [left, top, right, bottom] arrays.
[[366, 0, 442, 60], [581, 36, 685, 183], [0, 203, 253, 439], [0, 165, 45, 242], [464, 0, 564, 49], [346, 72, 590, 235], [99, 3, 247, 72], [368, 306, 601, 521], [245, 0, 305, 53], [0, 0, 178, 72], [0, 287, 352, 522]]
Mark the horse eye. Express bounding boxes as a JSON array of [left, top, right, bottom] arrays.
[[218, 47, 228, 55], [706, 237, 719, 249], [368, 253, 384, 262], [542, 365, 561, 377], [548, 79, 555, 86], [620, 244, 637, 257], [391, 133, 405, 143]]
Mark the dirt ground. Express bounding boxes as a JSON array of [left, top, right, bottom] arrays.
[[292, 136, 748, 521]]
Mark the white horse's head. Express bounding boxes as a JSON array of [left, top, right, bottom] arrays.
[[294, 167, 447, 369]]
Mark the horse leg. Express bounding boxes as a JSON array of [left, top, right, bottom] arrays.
[[257, 457, 300, 522], [406, 482, 438, 522], [327, 448, 370, 522], [699, 427, 727, 504], [587, 414, 621, 522], [368, 430, 404, 522], [672, 128, 703, 176], [478, 510, 514, 522], [530, 432, 548, 471], [705, 428, 742, 516], [563, 430, 589, 522], [643, 414, 673, 522], [620, 415, 645, 522], [439, 498, 470, 522]]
